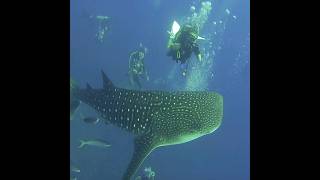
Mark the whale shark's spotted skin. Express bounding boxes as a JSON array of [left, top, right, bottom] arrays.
[[72, 71, 223, 180]]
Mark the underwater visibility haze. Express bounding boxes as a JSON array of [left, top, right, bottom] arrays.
[[71, 0, 250, 179]]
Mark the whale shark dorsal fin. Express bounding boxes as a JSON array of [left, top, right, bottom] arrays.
[[86, 83, 93, 90], [122, 134, 158, 180], [101, 70, 115, 89]]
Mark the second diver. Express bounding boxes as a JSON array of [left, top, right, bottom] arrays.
[[128, 43, 149, 90]]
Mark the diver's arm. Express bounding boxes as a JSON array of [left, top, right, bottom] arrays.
[[167, 30, 175, 48], [167, 30, 180, 48], [167, 37, 174, 48]]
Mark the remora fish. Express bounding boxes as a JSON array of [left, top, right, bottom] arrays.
[[78, 139, 111, 148], [79, 112, 102, 124], [82, 116, 100, 124], [70, 164, 80, 173], [70, 70, 223, 180]]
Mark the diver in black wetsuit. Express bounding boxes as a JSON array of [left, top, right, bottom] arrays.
[[167, 23, 202, 68], [128, 43, 149, 89]]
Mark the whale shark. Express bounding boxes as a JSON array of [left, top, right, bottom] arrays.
[[70, 70, 223, 180]]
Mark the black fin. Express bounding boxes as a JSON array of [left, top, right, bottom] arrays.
[[122, 134, 157, 180], [70, 78, 80, 119], [86, 83, 93, 90], [70, 99, 80, 119], [101, 70, 115, 89]]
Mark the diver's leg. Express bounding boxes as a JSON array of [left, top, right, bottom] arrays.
[[129, 72, 136, 88], [180, 63, 188, 76], [134, 75, 142, 90], [129, 72, 142, 89]]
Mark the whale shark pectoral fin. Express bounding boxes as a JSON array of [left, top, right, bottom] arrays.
[[122, 134, 158, 180]]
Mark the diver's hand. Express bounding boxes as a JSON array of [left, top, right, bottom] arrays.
[[182, 69, 187, 77], [167, 31, 175, 39]]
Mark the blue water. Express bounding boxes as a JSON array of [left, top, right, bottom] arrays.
[[71, 0, 250, 179]]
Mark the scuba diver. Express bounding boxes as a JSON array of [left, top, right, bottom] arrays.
[[128, 43, 149, 90], [89, 15, 110, 42], [167, 21, 203, 76], [135, 167, 155, 180]]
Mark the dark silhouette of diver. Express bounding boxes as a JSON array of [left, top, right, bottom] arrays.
[[128, 43, 149, 89], [167, 23, 202, 76]]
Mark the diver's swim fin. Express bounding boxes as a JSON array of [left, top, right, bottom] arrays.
[[171, 20, 180, 36]]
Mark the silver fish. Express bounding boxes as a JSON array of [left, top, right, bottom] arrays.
[[83, 117, 100, 124], [78, 139, 111, 149], [70, 164, 80, 173]]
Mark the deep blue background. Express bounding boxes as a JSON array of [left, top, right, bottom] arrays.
[[71, 0, 250, 179]]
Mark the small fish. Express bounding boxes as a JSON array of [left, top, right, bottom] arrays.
[[83, 117, 100, 124], [78, 139, 111, 149], [70, 164, 80, 173], [96, 15, 109, 20]]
